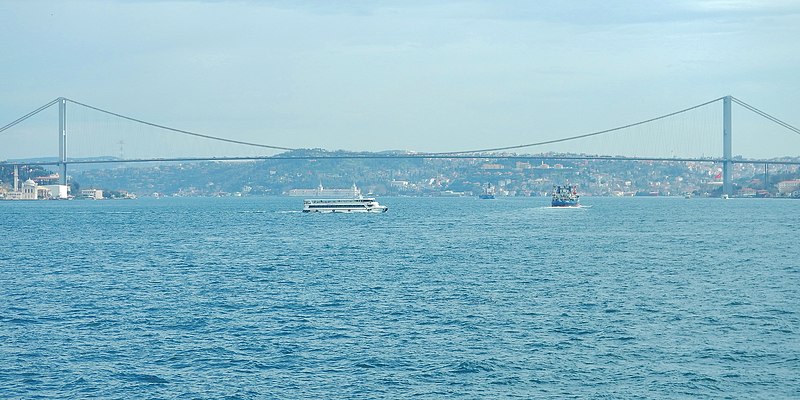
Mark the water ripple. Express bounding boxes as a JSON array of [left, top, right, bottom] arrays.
[[1, 196, 799, 398]]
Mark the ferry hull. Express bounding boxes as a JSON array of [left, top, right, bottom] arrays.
[[551, 200, 579, 207], [303, 207, 388, 213]]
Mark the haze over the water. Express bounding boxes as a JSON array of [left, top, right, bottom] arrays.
[[1, 0, 799, 157]]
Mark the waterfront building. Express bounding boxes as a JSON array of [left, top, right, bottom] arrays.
[[80, 189, 104, 200], [41, 185, 70, 199], [3, 179, 41, 200], [21, 179, 39, 200], [287, 184, 360, 198], [777, 180, 800, 195]]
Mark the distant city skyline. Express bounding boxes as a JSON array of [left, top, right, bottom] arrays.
[[1, 1, 799, 159]]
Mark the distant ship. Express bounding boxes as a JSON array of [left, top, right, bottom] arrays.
[[551, 185, 579, 207], [478, 184, 496, 199]]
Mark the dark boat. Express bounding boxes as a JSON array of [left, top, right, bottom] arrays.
[[478, 183, 495, 199], [551, 185, 579, 207]]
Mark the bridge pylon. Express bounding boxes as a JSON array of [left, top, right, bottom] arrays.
[[58, 97, 67, 186], [723, 95, 732, 197]]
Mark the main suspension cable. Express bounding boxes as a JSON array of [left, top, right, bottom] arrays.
[[422, 96, 726, 155], [64, 98, 297, 151]]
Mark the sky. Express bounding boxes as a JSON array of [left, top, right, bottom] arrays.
[[1, 0, 799, 159]]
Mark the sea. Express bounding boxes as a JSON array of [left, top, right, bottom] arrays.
[[1, 196, 798, 399]]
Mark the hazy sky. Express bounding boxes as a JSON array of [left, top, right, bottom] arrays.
[[1, 0, 799, 158]]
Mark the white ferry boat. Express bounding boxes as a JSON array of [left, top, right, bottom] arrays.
[[303, 197, 388, 213]]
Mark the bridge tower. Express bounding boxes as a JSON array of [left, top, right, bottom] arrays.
[[723, 95, 732, 196], [58, 97, 67, 185]]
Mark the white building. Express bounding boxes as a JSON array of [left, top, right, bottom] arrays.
[[390, 180, 410, 188], [777, 180, 800, 195], [20, 179, 39, 200], [41, 185, 70, 199], [4, 179, 42, 200], [287, 184, 360, 198], [81, 189, 104, 200]]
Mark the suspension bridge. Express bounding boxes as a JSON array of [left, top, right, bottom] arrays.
[[1, 95, 799, 196]]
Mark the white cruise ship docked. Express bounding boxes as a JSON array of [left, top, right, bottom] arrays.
[[303, 197, 388, 213], [288, 183, 361, 198]]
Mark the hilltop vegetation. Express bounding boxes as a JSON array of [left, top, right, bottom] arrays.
[[0, 164, 55, 186]]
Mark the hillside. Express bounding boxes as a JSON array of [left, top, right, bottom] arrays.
[[60, 149, 800, 197]]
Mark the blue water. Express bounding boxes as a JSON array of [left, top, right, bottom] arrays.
[[1, 196, 798, 398]]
